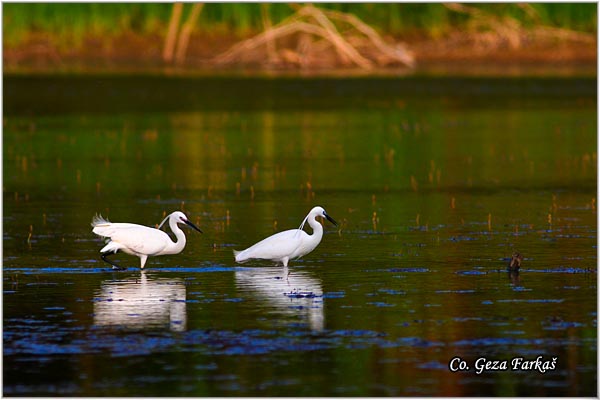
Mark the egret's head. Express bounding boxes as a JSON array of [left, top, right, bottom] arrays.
[[161, 211, 203, 233], [312, 206, 337, 226]]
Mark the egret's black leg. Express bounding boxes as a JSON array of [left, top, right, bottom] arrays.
[[101, 252, 126, 271]]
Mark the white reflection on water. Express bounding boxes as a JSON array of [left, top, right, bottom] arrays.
[[93, 271, 187, 331], [235, 267, 324, 331]]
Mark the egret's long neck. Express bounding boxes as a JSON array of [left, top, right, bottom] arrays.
[[166, 218, 187, 254], [307, 215, 324, 241]]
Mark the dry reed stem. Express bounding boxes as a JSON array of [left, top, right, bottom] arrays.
[[261, 3, 277, 62], [175, 3, 204, 64], [163, 3, 183, 62]]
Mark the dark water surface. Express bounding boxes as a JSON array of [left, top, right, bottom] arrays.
[[3, 74, 597, 396]]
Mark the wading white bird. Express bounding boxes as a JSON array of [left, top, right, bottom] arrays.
[[234, 206, 337, 267], [91, 211, 202, 270]]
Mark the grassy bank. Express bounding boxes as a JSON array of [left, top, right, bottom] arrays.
[[4, 3, 597, 46]]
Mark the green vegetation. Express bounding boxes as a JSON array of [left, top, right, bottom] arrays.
[[4, 3, 597, 46]]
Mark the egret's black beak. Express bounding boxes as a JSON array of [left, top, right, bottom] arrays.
[[324, 212, 338, 227], [183, 218, 203, 233]]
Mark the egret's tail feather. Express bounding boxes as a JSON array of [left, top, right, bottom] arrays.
[[92, 214, 114, 238], [91, 214, 110, 227]]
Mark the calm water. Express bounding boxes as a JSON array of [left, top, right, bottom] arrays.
[[3, 74, 597, 396]]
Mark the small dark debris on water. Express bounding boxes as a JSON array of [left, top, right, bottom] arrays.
[[533, 267, 596, 274], [456, 270, 487, 276], [322, 291, 345, 299], [542, 316, 586, 330], [25, 282, 59, 286], [284, 290, 320, 299], [224, 298, 244, 303], [389, 267, 429, 273], [368, 302, 395, 308]]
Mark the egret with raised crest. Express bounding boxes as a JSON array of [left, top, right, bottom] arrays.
[[234, 206, 337, 267], [92, 211, 202, 270]]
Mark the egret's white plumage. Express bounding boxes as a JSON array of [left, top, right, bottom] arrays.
[[234, 206, 337, 267], [92, 211, 202, 270]]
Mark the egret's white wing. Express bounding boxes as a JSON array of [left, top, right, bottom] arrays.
[[94, 223, 171, 255], [93, 222, 146, 237], [237, 229, 306, 261]]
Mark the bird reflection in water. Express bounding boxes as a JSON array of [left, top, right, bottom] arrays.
[[235, 266, 324, 331], [93, 271, 187, 331]]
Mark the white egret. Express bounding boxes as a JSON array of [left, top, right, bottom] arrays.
[[234, 206, 337, 267], [91, 211, 202, 270]]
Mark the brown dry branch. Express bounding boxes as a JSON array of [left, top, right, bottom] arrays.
[[298, 5, 369, 67], [516, 2, 594, 44], [517, 3, 542, 23], [214, 5, 414, 69], [534, 26, 595, 43], [214, 20, 372, 68], [445, 3, 522, 48], [444, 3, 595, 50], [319, 8, 415, 67]]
